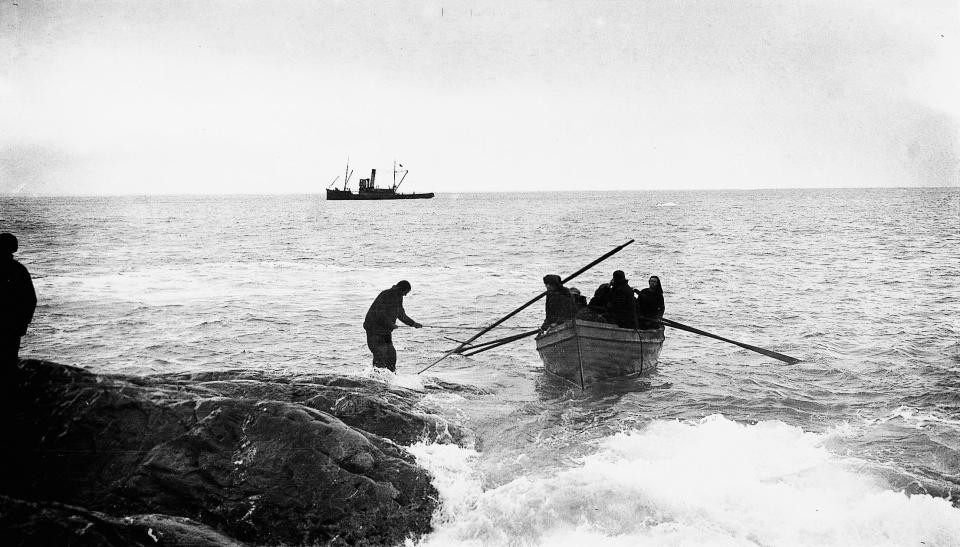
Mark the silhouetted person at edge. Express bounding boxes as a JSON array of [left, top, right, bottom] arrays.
[[606, 270, 638, 329], [540, 274, 574, 331], [0, 233, 37, 371], [363, 280, 422, 372], [635, 275, 665, 329]]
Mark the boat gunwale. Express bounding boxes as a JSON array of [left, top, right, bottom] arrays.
[[536, 319, 665, 389], [535, 337, 578, 351], [536, 321, 665, 345]]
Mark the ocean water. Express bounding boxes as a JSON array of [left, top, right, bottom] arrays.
[[3, 188, 960, 546]]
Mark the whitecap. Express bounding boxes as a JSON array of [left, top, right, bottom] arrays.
[[408, 414, 960, 546]]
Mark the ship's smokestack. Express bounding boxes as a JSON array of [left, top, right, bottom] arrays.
[[370, 169, 376, 186]]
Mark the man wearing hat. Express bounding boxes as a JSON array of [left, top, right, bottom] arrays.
[[363, 280, 422, 372], [0, 233, 37, 368], [540, 274, 575, 331], [606, 270, 638, 329]]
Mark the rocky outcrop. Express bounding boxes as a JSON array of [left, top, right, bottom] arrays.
[[148, 370, 473, 446], [0, 495, 243, 547], [2, 359, 473, 546]]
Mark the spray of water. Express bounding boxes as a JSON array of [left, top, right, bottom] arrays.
[[409, 415, 960, 546]]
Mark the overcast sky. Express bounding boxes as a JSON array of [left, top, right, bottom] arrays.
[[1, 0, 957, 195]]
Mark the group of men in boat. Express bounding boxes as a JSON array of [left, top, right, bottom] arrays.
[[361, 272, 664, 372], [541, 270, 664, 332]]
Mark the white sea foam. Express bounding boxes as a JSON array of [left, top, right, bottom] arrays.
[[407, 442, 484, 527], [870, 406, 960, 430], [390, 371, 429, 391], [409, 415, 960, 546], [357, 365, 427, 391]]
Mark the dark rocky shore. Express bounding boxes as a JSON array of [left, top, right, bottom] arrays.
[[2, 359, 477, 546]]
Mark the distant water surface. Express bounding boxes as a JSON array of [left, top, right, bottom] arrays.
[[4, 188, 960, 545]]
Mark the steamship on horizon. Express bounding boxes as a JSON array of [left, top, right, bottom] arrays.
[[325, 160, 434, 200]]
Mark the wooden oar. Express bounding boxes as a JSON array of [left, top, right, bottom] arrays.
[[457, 328, 540, 354], [456, 334, 518, 353], [661, 317, 801, 364], [426, 329, 528, 348], [463, 320, 800, 362], [461, 329, 539, 357], [417, 238, 635, 374], [421, 325, 534, 331]]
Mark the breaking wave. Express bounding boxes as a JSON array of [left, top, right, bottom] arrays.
[[409, 415, 960, 546]]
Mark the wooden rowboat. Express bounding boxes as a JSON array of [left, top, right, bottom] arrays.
[[535, 319, 665, 389]]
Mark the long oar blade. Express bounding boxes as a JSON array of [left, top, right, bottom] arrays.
[[418, 239, 635, 374], [661, 318, 801, 364]]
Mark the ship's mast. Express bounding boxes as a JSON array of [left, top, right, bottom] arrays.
[[393, 160, 409, 192], [342, 158, 354, 191]]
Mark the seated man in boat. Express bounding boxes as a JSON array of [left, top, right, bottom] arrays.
[[570, 287, 606, 322], [363, 280, 423, 372], [540, 274, 575, 331], [634, 275, 665, 329], [588, 283, 611, 314], [606, 270, 639, 329]]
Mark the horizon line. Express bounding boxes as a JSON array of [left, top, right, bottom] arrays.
[[2, 185, 957, 199]]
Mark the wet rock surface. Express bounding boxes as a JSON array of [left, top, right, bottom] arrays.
[[0, 495, 244, 547], [2, 359, 473, 546]]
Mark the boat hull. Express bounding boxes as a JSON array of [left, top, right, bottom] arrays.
[[535, 319, 665, 389], [326, 189, 434, 200]]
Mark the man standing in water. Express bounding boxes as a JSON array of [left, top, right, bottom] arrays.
[[0, 233, 37, 369], [363, 280, 422, 372]]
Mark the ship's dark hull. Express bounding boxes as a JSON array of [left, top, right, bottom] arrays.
[[326, 189, 434, 200]]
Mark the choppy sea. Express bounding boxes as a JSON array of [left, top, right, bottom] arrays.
[[3, 188, 960, 546]]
